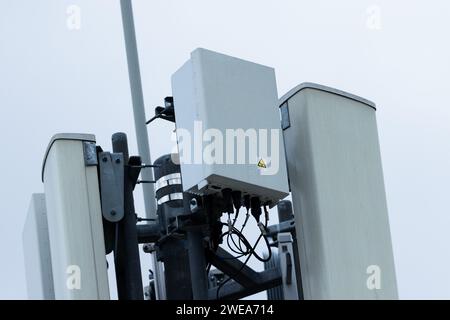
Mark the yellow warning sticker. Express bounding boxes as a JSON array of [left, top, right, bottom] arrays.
[[257, 159, 267, 168]]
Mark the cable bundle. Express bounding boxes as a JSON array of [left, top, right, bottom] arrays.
[[215, 206, 272, 299]]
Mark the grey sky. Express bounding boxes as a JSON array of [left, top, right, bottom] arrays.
[[1, 0, 449, 299]]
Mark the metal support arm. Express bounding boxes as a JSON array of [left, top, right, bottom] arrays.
[[207, 247, 261, 288], [207, 269, 282, 300], [136, 224, 160, 244], [206, 247, 283, 300]]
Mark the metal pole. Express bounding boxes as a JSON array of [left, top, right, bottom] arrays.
[[186, 228, 209, 300], [120, 0, 166, 299], [112, 132, 144, 300], [119, 0, 156, 220], [161, 238, 193, 300]]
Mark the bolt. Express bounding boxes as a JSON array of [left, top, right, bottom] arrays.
[[102, 157, 108, 162], [110, 210, 116, 216], [143, 243, 155, 253], [115, 158, 121, 164]]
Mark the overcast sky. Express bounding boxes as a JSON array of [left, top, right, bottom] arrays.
[[1, 0, 450, 299]]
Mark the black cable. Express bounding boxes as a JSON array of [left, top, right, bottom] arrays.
[[240, 210, 250, 231], [145, 112, 163, 125], [219, 215, 272, 263], [228, 232, 247, 255], [227, 219, 251, 255], [232, 208, 240, 228], [254, 206, 272, 262], [231, 207, 247, 253], [264, 205, 269, 222], [253, 232, 272, 262], [238, 209, 250, 251], [136, 216, 157, 222], [224, 213, 243, 255], [227, 219, 272, 263], [226, 233, 245, 255], [249, 206, 272, 263], [216, 208, 272, 299], [219, 222, 252, 256], [229, 231, 253, 256], [126, 164, 160, 169], [242, 236, 271, 263], [219, 225, 248, 256], [136, 180, 156, 184]]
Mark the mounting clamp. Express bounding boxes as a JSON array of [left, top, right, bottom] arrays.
[[99, 152, 125, 222]]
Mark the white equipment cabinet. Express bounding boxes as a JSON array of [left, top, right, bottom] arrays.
[[280, 83, 398, 299], [172, 48, 289, 205], [42, 133, 109, 300]]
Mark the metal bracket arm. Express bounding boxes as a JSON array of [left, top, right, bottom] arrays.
[[99, 152, 125, 222]]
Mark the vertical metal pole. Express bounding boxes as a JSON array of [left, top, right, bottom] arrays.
[[119, 0, 156, 220], [186, 228, 209, 300], [277, 200, 304, 300], [161, 238, 193, 300], [120, 0, 166, 299], [112, 133, 144, 300]]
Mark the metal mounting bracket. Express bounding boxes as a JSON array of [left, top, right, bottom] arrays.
[[83, 141, 98, 166], [278, 232, 299, 300], [280, 102, 291, 130], [99, 152, 125, 222]]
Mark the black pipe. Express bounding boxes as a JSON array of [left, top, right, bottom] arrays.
[[136, 224, 160, 244], [160, 238, 193, 300], [112, 132, 144, 300], [152, 154, 193, 300], [186, 228, 209, 300]]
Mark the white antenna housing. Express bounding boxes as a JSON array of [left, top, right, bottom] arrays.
[[281, 83, 398, 299], [23, 193, 54, 299], [42, 134, 109, 299]]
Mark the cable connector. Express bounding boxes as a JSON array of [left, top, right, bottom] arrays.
[[241, 212, 250, 230], [222, 188, 234, 214], [232, 191, 242, 211], [146, 97, 175, 124], [243, 195, 251, 211], [250, 197, 262, 222], [263, 205, 269, 222], [257, 222, 267, 235]]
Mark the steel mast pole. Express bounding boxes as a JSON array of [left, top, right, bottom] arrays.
[[119, 0, 156, 220], [119, 0, 166, 299]]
